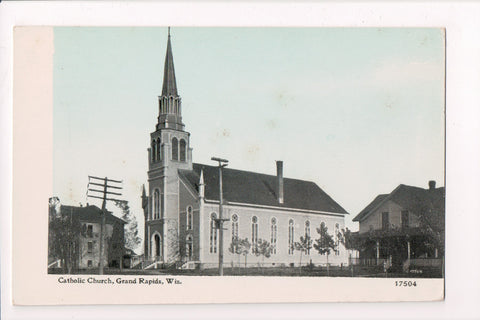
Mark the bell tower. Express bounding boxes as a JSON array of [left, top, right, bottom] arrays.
[[144, 28, 193, 263]]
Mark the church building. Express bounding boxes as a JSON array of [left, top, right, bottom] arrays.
[[142, 30, 349, 269]]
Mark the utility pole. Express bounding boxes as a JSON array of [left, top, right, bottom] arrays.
[[211, 157, 229, 276], [87, 176, 123, 275]]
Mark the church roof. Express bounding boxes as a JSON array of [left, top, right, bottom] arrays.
[[161, 28, 178, 97], [353, 184, 445, 226], [179, 163, 348, 214]]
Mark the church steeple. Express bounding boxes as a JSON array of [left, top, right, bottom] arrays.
[[157, 27, 184, 131], [162, 27, 178, 97]]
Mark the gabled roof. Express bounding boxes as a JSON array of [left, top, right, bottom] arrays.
[[60, 205, 126, 225], [353, 184, 445, 227], [353, 194, 389, 221], [179, 163, 348, 214]]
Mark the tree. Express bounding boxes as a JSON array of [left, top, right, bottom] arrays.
[[340, 228, 352, 249], [48, 200, 81, 274], [228, 236, 242, 271], [229, 237, 251, 269], [294, 235, 313, 270], [314, 222, 336, 276], [254, 239, 273, 272], [114, 200, 141, 251], [415, 204, 445, 258]]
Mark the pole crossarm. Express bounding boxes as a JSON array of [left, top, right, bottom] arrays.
[[88, 182, 123, 189], [86, 194, 123, 202], [86, 175, 123, 275], [88, 175, 123, 183], [211, 157, 229, 164], [88, 189, 123, 196]]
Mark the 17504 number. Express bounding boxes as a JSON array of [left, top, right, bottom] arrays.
[[395, 281, 417, 287]]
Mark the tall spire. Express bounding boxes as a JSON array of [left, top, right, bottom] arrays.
[[157, 27, 184, 131], [162, 27, 178, 97]]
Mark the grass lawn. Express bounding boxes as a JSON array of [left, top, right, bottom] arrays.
[[50, 265, 443, 278]]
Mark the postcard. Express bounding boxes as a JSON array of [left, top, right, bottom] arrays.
[[12, 25, 445, 305]]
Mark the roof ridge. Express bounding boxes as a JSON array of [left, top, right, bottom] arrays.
[[192, 162, 317, 184]]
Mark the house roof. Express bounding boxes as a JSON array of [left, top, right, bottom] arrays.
[[60, 205, 126, 225], [179, 163, 348, 214], [352, 184, 445, 229], [354, 194, 389, 221]]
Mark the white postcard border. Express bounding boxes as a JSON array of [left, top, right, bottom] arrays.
[[2, 1, 480, 318]]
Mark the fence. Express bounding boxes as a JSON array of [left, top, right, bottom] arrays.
[[349, 257, 390, 266], [409, 258, 443, 267]]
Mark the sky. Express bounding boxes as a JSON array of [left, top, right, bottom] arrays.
[[53, 27, 445, 249]]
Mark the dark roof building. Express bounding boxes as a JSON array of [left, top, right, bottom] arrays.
[[48, 203, 126, 273], [179, 163, 347, 214], [353, 182, 445, 234], [352, 181, 445, 273]]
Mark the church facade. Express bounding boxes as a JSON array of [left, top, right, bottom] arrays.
[[142, 31, 349, 268]]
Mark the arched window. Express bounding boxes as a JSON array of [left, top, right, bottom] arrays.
[[251, 216, 258, 253], [172, 137, 178, 161], [151, 140, 156, 162], [209, 213, 218, 253], [335, 223, 340, 256], [180, 139, 186, 162], [305, 220, 311, 255], [288, 219, 294, 255], [319, 222, 327, 255], [270, 217, 277, 254], [231, 214, 238, 242], [186, 206, 193, 230], [186, 235, 193, 260], [156, 139, 161, 161], [153, 189, 160, 219]]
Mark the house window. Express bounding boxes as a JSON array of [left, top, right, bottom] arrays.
[[87, 225, 93, 238], [186, 235, 193, 260], [87, 241, 93, 253], [180, 139, 186, 162], [251, 216, 258, 253], [172, 137, 179, 160], [87, 260, 92, 268], [231, 214, 239, 242], [270, 217, 277, 254], [186, 206, 193, 230], [154, 189, 160, 219], [401, 210, 409, 229], [382, 212, 389, 230], [210, 213, 218, 253], [288, 219, 294, 255], [305, 220, 310, 255]]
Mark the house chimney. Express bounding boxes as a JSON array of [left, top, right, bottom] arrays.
[[276, 161, 284, 204], [428, 180, 436, 190]]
